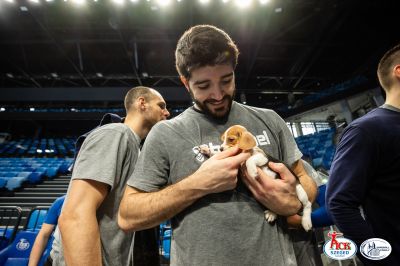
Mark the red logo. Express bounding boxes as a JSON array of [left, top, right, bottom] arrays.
[[323, 231, 357, 260]]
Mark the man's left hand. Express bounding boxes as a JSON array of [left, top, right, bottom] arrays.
[[241, 161, 302, 216]]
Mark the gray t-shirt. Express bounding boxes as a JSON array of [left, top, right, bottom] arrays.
[[52, 123, 140, 266], [128, 101, 303, 266]]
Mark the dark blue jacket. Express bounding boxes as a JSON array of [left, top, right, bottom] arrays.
[[327, 107, 400, 265]]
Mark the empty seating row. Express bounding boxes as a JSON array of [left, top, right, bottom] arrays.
[[0, 158, 73, 191], [0, 138, 75, 156], [295, 128, 336, 170]]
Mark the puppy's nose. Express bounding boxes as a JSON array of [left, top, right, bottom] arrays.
[[219, 146, 224, 152]]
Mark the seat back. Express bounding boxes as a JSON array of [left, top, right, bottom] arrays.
[[0, 207, 22, 251], [0, 231, 38, 266], [25, 208, 48, 231]]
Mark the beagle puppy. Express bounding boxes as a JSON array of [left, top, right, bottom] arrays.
[[200, 125, 312, 231]]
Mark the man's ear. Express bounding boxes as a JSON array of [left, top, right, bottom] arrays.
[[137, 97, 146, 111], [180, 76, 190, 92], [394, 65, 400, 79], [238, 132, 256, 150]]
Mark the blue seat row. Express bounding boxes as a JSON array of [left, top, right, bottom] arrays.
[[0, 138, 75, 156], [0, 158, 73, 190], [295, 128, 336, 170]]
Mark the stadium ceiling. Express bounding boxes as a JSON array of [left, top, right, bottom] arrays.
[[0, 0, 399, 112]]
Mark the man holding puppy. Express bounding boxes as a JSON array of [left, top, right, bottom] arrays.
[[119, 25, 317, 265]]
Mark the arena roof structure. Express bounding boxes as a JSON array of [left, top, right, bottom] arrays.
[[0, 0, 399, 115]]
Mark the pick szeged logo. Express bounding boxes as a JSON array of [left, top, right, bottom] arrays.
[[360, 238, 392, 260], [323, 231, 357, 260]]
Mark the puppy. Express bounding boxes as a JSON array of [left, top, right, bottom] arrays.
[[200, 125, 312, 231]]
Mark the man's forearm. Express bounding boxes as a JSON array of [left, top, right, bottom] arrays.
[[119, 175, 208, 232], [59, 212, 102, 266], [28, 233, 49, 266]]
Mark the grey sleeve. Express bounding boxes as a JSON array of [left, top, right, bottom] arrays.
[[72, 128, 127, 189], [127, 124, 169, 192], [272, 111, 302, 166]]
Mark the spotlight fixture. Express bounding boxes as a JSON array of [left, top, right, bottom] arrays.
[[234, 0, 252, 8]]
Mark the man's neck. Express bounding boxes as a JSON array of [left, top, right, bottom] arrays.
[[385, 89, 400, 109], [123, 114, 149, 140]]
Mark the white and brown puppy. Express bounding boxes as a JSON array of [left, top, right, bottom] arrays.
[[201, 125, 312, 231]]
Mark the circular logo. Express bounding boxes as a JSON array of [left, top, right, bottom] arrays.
[[360, 238, 392, 260], [323, 237, 357, 260], [16, 238, 30, 251]]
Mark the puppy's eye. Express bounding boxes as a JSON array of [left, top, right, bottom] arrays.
[[228, 137, 236, 142]]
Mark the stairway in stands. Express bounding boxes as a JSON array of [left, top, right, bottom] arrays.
[[0, 174, 70, 227]]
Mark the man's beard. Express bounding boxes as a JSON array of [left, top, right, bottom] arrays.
[[189, 89, 235, 121]]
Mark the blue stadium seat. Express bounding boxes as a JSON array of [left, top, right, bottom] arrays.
[[312, 157, 323, 168], [26, 209, 48, 231], [6, 177, 26, 191], [27, 172, 43, 184], [0, 231, 38, 266], [162, 229, 171, 260], [0, 178, 7, 188]]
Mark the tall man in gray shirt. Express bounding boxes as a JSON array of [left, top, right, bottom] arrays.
[[51, 86, 170, 266], [119, 25, 317, 265]]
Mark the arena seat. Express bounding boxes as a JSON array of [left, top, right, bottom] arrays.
[[0, 207, 22, 251], [25, 208, 48, 231], [0, 231, 37, 266], [162, 229, 171, 260]]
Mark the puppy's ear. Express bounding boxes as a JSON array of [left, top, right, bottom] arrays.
[[220, 131, 226, 142], [238, 132, 256, 150]]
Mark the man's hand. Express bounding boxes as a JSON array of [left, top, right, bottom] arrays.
[[189, 147, 251, 194], [118, 147, 251, 232], [241, 161, 301, 216]]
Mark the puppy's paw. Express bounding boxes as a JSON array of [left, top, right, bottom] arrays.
[[301, 216, 312, 231], [247, 166, 259, 179], [264, 210, 277, 223], [198, 145, 211, 156]]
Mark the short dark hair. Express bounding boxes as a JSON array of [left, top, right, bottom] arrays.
[[124, 86, 156, 113], [175, 25, 239, 79], [377, 43, 400, 91]]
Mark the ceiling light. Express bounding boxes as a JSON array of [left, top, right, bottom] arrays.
[[71, 0, 86, 5], [234, 0, 252, 8], [156, 0, 172, 7], [199, 0, 210, 4], [112, 0, 125, 4]]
